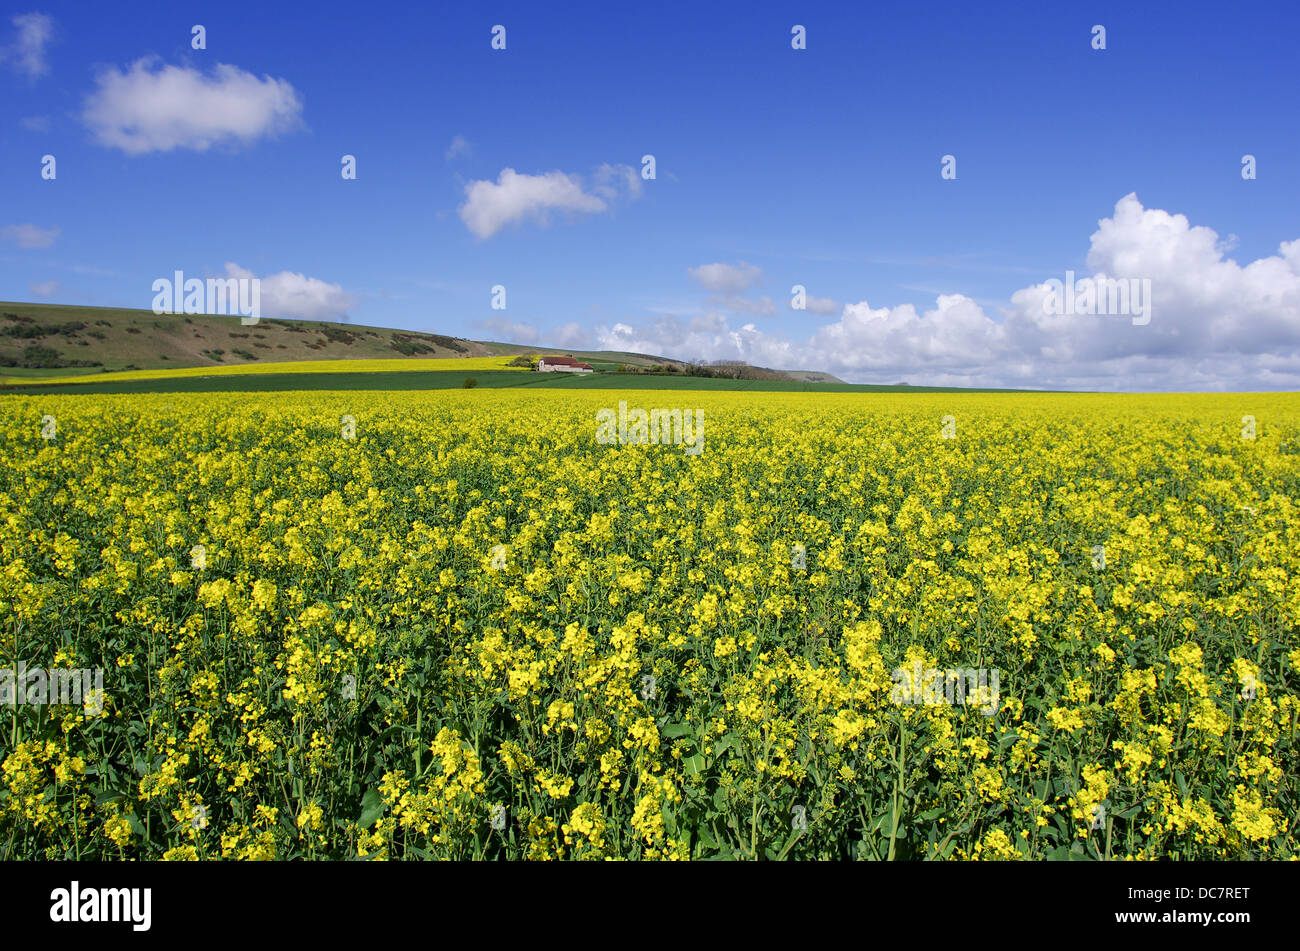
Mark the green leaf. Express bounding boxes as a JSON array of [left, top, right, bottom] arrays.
[[713, 733, 739, 756], [358, 787, 384, 829]]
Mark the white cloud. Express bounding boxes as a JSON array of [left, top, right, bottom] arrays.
[[19, 114, 48, 131], [2, 223, 59, 248], [458, 164, 641, 239], [28, 279, 59, 298], [548, 321, 589, 349], [1001, 193, 1300, 370], [593, 163, 643, 202], [687, 261, 762, 293], [588, 195, 1300, 390], [474, 316, 539, 345], [82, 59, 303, 154], [445, 135, 471, 161], [796, 294, 840, 315], [3, 13, 53, 80], [224, 263, 356, 321]]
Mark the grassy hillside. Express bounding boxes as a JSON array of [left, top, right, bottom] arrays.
[[0, 301, 500, 372], [0, 301, 843, 387]]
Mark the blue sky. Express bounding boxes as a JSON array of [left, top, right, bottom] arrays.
[[2, 0, 1298, 389]]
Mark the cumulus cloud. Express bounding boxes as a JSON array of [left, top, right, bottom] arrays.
[[687, 261, 762, 293], [2, 222, 58, 248], [224, 263, 356, 321], [82, 59, 303, 154], [1001, 193, 1300, 370], [458, 164, 641, 239], [589, 195, 1300, 390], [474, 316, 540, 345], [3, 13, 52, 79], [28, 279, 59, 298]]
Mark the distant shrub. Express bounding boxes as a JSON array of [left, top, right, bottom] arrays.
[[429, 334, 467, 353], [391, 333, 435, 356], [231, 349, 257, 360], [462, 377, 478, 389], [0, 345, 102, 369], [322, 326, 357, 345], [391, 331, 467, 355], [1, 324, 45, 339]]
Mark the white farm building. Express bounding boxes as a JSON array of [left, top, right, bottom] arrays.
[[537, 356, 594, 373]]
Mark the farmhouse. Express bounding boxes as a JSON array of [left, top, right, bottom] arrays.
[[537, 355, 593, 373]]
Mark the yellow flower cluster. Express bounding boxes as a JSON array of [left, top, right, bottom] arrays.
[[1, 389, 1297, 860]]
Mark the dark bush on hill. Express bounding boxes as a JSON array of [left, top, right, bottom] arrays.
[[0, 345, 102, 369], [322, 327, 357, 344], [1, 324, 47, 338]]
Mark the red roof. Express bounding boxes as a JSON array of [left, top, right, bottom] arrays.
[[541, 356, 593, 369]]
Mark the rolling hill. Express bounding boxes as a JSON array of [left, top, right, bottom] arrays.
[[0, 300, 842, 385]]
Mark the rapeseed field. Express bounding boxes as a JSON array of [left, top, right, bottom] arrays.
[[0, 390, 1296, 860]]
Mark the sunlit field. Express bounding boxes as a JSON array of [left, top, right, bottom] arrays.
[[0, 356, 524, 388], [1, 390, 1297, 860]]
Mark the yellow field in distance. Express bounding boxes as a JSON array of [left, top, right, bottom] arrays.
[[1, 356, 524, 387]]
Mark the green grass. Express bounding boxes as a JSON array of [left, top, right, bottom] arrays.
[[0, 366, 106, 380]]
